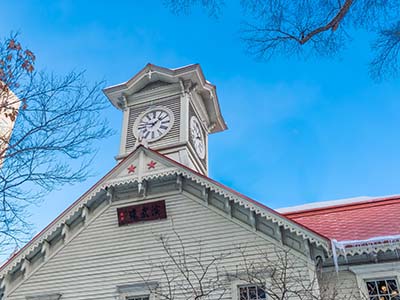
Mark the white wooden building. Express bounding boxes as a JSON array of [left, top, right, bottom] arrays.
[[0, 64, 399, 300], [0, 89, 20, 168]]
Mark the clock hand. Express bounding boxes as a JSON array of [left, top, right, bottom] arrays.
[[146, 120, 158, 127]]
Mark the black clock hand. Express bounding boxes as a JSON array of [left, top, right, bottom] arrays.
[[146, 120, 158, 127]]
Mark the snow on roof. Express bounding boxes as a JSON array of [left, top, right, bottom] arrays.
[[276, 196, 374, 214], [171, 63, 198, 70], [280, 194, 400, 242]]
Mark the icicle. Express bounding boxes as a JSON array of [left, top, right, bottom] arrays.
[[331, 239, 339, 273], [338, 234, 400, 248], [343, 247, 348, 264], [330, 234, 400, 270]]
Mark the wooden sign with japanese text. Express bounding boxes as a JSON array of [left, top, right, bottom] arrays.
[[117, 200, 167, 226]]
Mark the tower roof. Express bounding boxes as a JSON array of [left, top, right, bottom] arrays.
[[103, 63, 227, 133]]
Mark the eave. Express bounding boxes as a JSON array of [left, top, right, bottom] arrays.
[[0, 146, 330, 287], [102, 63, 227, 133]]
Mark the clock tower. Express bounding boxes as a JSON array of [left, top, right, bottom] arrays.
[[103, 63, 227, 175]]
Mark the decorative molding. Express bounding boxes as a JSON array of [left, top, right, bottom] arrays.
[[333, 237, 400, 257], [0, 147, 333, 283], [116, 282, 158, 300], [101, 166, 330, 250], [224, 198, 232, 218], [41, 240, 50, 258], [249, 211, 256, 230], [349, 262, 400, 299], [176, 175, 183, 192], [174, 168, 330, 250], [81, 205, 90, 221], [117, 282, 158, 294], [202, 186, 209, 206], [350, 261, 400, 274], [4, 200, 112, 297], [26, 293, 62, 300]]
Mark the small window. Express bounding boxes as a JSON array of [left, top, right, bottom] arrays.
[[126, 296, 149, 300], [117, 282, 157, 300], [26, 294, 62, 300], [238, 285, 267, 300], [366, 278, 400, 300]]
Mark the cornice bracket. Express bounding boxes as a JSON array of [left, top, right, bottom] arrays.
[[138, 180, 147, 198]]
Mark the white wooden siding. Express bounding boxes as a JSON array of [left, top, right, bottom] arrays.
[[319, 270, 360, 300], [7, 193, 317, 300]]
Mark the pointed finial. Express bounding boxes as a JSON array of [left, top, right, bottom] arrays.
[[134, 131, 149, 149]]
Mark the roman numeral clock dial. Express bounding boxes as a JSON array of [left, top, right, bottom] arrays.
[[190, 116, 206, 159], [133, 107, 174, 142]]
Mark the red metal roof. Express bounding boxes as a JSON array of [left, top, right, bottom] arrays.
[[282, 195, 400, 242]]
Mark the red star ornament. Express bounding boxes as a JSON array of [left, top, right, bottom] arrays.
[[147, 160, 157, 169], [127, 164, 136, 174]]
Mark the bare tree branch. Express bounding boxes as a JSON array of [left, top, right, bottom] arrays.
[[164, 0, 400, 80], [232, 244, 365, 300], [139, 226, 370, 300], [0, 34, 113, 253], [299, 0, 353, 45], [370, 22, 400, 80], [139, 227, 230, 300]]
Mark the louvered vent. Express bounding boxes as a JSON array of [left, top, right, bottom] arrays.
[[125, 97, 181, 152]]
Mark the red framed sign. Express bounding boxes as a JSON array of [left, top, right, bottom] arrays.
[[117, 200, 167, 226]]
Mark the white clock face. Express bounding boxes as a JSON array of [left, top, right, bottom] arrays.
[[190, 116, 206, 159], [134, 107, 174, 142]]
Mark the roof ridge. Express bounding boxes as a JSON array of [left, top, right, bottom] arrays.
[[0, 146, 330, 275], [281, 194, 400, 216], [0, 146, 144, 272], [146, 148, 331, 242]]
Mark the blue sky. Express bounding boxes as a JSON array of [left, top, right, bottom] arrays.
[[1, 1, 400, 242]]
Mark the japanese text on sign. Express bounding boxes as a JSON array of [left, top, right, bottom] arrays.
[[117, 200, 167, 226]]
